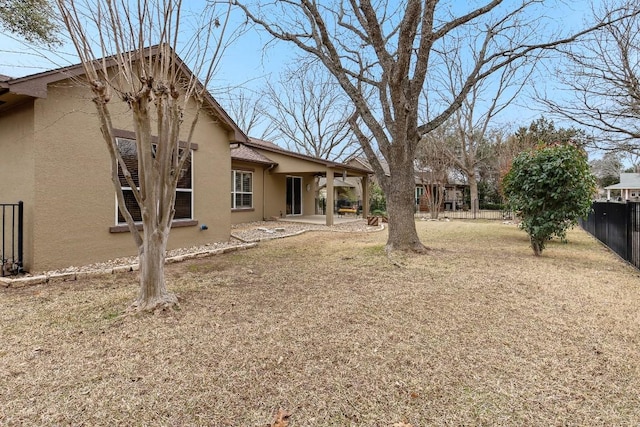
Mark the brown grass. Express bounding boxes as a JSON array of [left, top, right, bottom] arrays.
[[2, 221, 640, 426]]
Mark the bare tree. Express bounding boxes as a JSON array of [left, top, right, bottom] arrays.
[[55, 0, 234, 312], [542, 1, 640, 156], [590, 152, 622, 189], [219, 88, 279, 140], [415, 125, 456, 219], [437, 41, 536, 212], [234, 0, 630, 252], [264, 62, 360, 161]]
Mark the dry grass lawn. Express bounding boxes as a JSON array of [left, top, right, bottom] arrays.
[[2, 221, 640, 426]]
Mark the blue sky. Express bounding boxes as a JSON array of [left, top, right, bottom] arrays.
[[0, 1, 600, 137]]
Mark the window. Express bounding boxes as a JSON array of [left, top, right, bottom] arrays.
[[231, 170, 253, 209], [116, 138, 193, 224], [415, 186, 425, 205]]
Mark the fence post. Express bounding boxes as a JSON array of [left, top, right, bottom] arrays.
[[18, 201, 24, 273], [1, 204, 5, 276], [625, 202, 638, 265]]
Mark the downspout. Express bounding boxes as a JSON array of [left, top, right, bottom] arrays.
[[263, 163, 276, 220]]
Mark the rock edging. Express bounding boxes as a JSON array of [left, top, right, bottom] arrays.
[[0, 243, 257, 288]]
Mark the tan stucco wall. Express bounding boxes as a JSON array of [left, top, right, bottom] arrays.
[[261, 172, 317, 219], [300, 175, 317, 215], [247, 148, 372, 220], [0, 101, 36, 270], [233, 147, 369, 224], [262, 151, 333, 174], [23, 79, 231, 272], [230, 161, 265, 224]]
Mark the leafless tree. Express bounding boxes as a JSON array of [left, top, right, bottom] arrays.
[[415, 125, 456, 219], [436, 36, 536, 212], [263, 62, 360, 161], [590, 152, 622, 190], [234, 0, 631, 252], [219, 88, 279, 140], [541, 0, 640, 156], [55, 0, 234, 312]]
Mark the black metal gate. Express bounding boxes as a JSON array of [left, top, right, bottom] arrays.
[[1, 201, 23, 276]]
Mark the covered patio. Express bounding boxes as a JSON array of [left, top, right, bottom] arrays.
[[232, 138, 372, 226]]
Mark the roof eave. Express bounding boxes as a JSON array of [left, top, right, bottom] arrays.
[[245, 140, 372, 174], [0, 46, 249, 143]]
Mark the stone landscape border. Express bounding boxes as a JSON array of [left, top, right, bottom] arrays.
[[1, 220, 385, 288], [0, 243, 257, 288]]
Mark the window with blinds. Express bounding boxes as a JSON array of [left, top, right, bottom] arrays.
[[231, 170, 253, 209], [116, 138, 193, 223]]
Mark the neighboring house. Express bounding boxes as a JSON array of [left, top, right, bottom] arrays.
[[0, 51, 247, 273], [414, 167, 467, 212], [231, 138, 371, 224], [316, 177, 358, 212], [346, 156, 467, 211], [605, 173, 640, 201]]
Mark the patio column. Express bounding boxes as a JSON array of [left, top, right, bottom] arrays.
[[607, 189, 610, 201], [361, 174, 369, 217], [326, 169, 334, 226]]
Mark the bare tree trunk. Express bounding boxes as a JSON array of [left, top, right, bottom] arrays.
[[423, 183, 443, 219], [430, 197, 439, 220], [425, 185, 440, 220], [437, 185, 445, 216], [135, 226, 177, 311], [531, 238, 543, 257], [383, 157, 426, 253], [469, 173, 479, 213]]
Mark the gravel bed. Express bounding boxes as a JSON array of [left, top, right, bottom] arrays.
[[21, 220, 383, 278], [231, 219, 383, 242]]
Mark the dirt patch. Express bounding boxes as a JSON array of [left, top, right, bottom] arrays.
[[2, 221, 639, 425]]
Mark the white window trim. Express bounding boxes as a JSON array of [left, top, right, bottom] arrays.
[[231, 170, 254, 210]]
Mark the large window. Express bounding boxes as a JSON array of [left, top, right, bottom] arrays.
[[116, 138, 193, 224], [231, 170, 253, 209]]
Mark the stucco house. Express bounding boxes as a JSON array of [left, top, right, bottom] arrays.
[[605, 173, 640, 201], [0, 52, 249, 273], [230, 138, 371, 224], [0, 52, 371, 274]]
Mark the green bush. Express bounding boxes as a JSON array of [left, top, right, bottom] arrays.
[[479, 202, 505, 210], [502, 143, 596, 256], [369, 183, 386, 213]]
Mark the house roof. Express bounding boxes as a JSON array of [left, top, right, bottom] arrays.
[[0, 45, 248, 143], [244, 138, 372, 175], [231, 144, 276, 165], [349, 156, 466, 186], [347, 156, 391, 176], [605, 173, 640, 190], [317, 177, 357, 188]]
